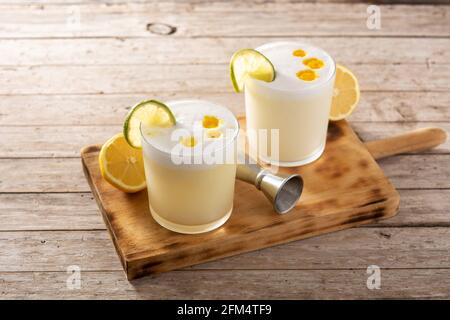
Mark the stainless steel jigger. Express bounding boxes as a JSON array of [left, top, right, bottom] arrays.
[[236, 161, 303, 214]]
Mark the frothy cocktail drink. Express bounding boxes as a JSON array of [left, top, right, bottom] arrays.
[[244, 42, 336, 166], [140, 100, 239, 234]]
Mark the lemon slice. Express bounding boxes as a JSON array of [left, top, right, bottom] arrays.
[[123, 99, 176, 148], [230, 49, 275, 93], [99, 133, 146, 193], [329, 64, 360, 121]]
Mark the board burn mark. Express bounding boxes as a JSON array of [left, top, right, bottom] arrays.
[[372, 188, 382, 197], [359, 159, 369, 169], [161, 242, 183, 251], [314, 161, 350, 179], [139, 259, 164, 272], [244, 220, 285, 234], [359, 198, 388, 207], [346, 208, 386, 225], [327, 121, 343, 142]]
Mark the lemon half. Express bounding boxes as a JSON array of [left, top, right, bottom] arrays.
[[329, 64, 360, 121], [99, 133, 146, 193]]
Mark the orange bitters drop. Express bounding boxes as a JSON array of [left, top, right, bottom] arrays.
[[202, 115, 220, 128], [296, 70, 319, 81], [292, 49, 306, 57], [303, 57, 324, 69], [207, 130, 222, 139]]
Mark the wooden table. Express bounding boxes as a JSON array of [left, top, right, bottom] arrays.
[[0, 0, 449, 299]]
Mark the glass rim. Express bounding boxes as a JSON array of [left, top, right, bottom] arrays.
[[139, 100, 240, 157], [249, 41, 337, 93]]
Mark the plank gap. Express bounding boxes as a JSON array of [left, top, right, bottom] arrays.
[[0, 35, 450, 40]]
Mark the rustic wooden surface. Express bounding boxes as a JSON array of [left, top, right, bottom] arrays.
[[0, 0, 449, 299]]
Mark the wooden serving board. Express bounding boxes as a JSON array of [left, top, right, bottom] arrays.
[[81, 118, 445, 280]]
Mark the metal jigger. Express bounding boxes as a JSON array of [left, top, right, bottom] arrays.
[[236, 160, 303, 214]]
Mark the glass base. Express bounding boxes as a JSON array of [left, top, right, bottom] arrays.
[[258, 141, 326, 167], [150, 205, 233, 234]]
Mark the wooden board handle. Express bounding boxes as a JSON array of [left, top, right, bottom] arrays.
[[364, 127, 447, 160]]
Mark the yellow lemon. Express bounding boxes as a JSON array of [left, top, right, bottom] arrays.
[[329, 64, 360, 121], [99, 133, 146, 193]]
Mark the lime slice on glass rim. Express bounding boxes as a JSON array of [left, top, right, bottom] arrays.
[[123, 99, 176, 148], [230, 49, 276, 93]]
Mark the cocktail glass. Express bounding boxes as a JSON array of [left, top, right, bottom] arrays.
[[140, 100, 239, 234], [244, 41, 336, 166]]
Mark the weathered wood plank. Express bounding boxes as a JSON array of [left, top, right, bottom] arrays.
[[0, 158, 89, 193], [5, 0, 450, 5], [0, 155, 448, 192], [1, 122, 448, 158], [0, 228, 448, 272], [372, 189, 450, 227], [2, 37, 450, 65], [0, 193, 104, 230], [0, 3, 448, 38], [0, 190, 448, 231], [378, 154, 450, 189], [0, 64, 448, 95], [4, 0, 450, 5], [1, 92, 449, 125], [1, 269, 449, 299], [195, 227, 450, 271], [0, 0, 448, 300], [0, 125, 119, 158], [350, 92, 450, 123]]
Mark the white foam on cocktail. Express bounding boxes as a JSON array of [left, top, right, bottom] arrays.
[[254, 41, 335, 91], [141, 100, 239, 167]]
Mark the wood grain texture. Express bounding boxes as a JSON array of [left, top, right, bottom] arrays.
[[1, 122, 449, 158], [0, 189, 448, 231], [1, 155, 448, 193], [1, 227, 450, 272], [375, 189, 450, 227], [378, 154, 450, 188], [5, 0, 450, 5], [0, 269, 450, 299], [0, 64, 449, 95], [1, 269, 449, 299], [2, 37, 450, 66], [4, 0, 450, 5], [0, 158, 89, 192], [365, 127, 447, 159], [81, 120, 400, 279], [1, 0, 449, 298], [0, 3, 448, 38], [1, 92, 450, 125], [0, 193, 104, 231]]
